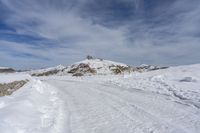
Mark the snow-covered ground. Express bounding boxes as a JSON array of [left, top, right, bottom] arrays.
[[0, 73, 31, 83], [0, 64, 200, 133]]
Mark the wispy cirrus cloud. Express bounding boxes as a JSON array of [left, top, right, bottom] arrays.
[[0, 0, 200, 69]]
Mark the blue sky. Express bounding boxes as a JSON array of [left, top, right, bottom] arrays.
[[0, 0, 200, 69]]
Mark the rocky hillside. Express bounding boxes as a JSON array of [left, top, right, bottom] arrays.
[[0, 80, 28, 96], [135, 64, 169, 72], [29, 57, 169, 77], [0, 67, 15, 73], [30, 65, 66, 76], [64, 58, 132, 76]]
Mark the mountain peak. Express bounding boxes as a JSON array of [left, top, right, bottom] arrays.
[[66, 58, 130, 76]]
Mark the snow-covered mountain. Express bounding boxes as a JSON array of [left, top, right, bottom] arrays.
[[64, 58, 132, 76], [30, 58, 132, 76], [29, 58, 169, 76], [29, 65, 66, 76]]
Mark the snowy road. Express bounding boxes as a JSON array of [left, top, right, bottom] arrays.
[[1, 64, 200, 133], [44, 79, 200, 133]]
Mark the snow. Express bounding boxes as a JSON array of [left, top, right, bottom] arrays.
[[0, 64, 200, 133], [0, 79, 64, 133], [29, 65, 66, 75], [0, 67, 9, 69], [0, 73, 31, 83], [65, 59, 129, 75], [76, 59, 128, 67], [28, 59, 131, 77], [99, 64, 200, 108]]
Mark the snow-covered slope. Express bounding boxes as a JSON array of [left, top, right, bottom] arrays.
[[65, 58, 131, 75], [76, 59, 128, 68], [136, 64, 169, 72], [0, 63, 200, 132], [29, 65, 66, 76], [29, 58, 132, 76], [0, 79, 63, 133], [100, 63, 200, 108], [29, 58, 169, 77]]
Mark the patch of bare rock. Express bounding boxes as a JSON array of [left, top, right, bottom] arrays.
[[0, 80, 28, 96]]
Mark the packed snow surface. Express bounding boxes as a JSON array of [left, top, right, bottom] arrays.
[[0, 64, 200, 133]]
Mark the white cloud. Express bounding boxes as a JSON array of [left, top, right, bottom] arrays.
[[0, 0, 200, 69]]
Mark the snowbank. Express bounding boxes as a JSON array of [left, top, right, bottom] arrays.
[[0, 73, 31, 83], [0, 79, 63, 133], [96, 64, 200, 108]]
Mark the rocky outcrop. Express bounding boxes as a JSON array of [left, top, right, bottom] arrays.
[[0, 80, 28, 96], [30, 65, 66, 77], [65, 58, 133, 76], [0, 68, 15, 73], [29, 58, 169, 77], [135, 65, 169, 72], [31, 69, 61, 76], [68, 63, 97, 76], [110, 65, 132, 74]]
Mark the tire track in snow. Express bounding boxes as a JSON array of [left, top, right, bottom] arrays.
[[92, 82, 200, 133], [150, 80, 200, 109], [83, 84, 189, 133], [34, 80, 71, 133], [45, 79, 200, 133], [47, 80, 140, 133]]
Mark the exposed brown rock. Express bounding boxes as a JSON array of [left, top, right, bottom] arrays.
[[0, 80, 28, 96], [110, 65, 132, 74], [68, 63, 97, 75], [72, 73, 84, 77], [31, 69, 60, 76]]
